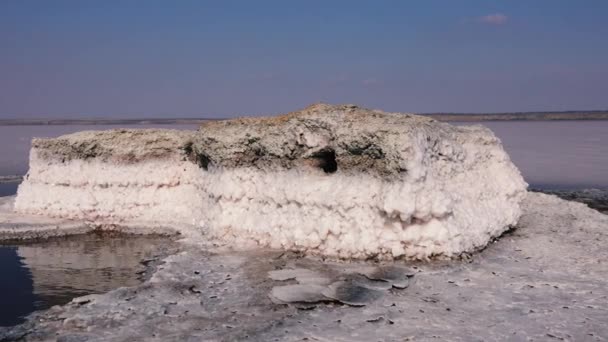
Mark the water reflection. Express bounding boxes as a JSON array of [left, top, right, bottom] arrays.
[[0, 233, 177, 327], [0, 247, 35, 327]]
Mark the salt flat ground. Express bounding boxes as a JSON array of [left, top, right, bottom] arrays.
[[1, 192, 607, 341]]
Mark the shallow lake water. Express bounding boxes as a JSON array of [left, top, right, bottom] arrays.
[[0, 183, 19, 197], [0, 233, 177, 327], [454, 120, 608, 189]]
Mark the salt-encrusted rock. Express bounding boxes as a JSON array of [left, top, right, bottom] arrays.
[[13, 104, 527, 259], [14, 129, 204, 235], [193, 104, 527, 259]]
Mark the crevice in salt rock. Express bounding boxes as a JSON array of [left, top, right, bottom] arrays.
[[12, 103, 528, 260], [309, 149, 338, 174]]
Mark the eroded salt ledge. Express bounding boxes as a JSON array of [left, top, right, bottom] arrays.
[[11, 103, 527, 259]]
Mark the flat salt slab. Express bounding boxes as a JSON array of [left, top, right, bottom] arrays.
[[13, 104, 527, 259], [322, 281, 384, 307], [355, 266, 415, 289], [268, 268, 331, 285], [0, 196, 178, 241], [345, 274, 394, 291], [0, 196, 93, 241], [270, 285, 328, 304]]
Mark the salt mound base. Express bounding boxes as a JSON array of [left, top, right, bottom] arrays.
[[14, 104, 527, 259]]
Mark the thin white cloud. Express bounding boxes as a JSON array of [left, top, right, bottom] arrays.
[[478, 13, 508, 25], [362, 78, 384, 87], [362, 78, 379, 86]]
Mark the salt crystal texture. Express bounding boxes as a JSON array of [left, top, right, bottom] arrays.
[[14, 129, 205, 237], [14, 104, 527, 259]]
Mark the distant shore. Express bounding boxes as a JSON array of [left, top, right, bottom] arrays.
[[1, 110, 607, 125], [423, 110, 608, 122], [0, 175, 23, 184]]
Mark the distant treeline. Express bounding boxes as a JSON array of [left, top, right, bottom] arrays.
[[1, 111, 607, 125]]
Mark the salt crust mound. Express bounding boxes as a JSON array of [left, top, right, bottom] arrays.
[[14, 104, 527, 259]]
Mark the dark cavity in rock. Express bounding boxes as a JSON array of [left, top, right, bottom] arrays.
[[311, 149, 337, 174], [196, 153, 211, 170]]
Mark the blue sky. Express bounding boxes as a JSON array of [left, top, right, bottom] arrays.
[[1, 0, 607, 118]]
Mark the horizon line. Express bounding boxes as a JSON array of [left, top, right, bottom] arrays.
[[1, 109, 608, 122]]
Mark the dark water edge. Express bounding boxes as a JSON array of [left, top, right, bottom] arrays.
[[0, 233, 178, 327], [0, 183, 19, 197], [0, 247, 35, 327], [532, 188, 608, 213]]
